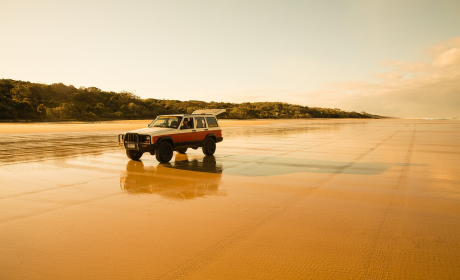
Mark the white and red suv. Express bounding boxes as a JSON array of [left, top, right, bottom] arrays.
[[118, 109, 225, 163]]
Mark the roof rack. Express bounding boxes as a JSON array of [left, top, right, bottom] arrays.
[[192, 109, 226, 116]]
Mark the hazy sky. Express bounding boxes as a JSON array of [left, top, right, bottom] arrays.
[[1, 0, 459, 117]]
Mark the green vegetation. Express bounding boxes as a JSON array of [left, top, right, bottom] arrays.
[[0, 79, 383, 121]]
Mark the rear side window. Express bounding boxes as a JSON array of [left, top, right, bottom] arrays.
[[196, 117, 206, 128], [206, 117, 219, 127]]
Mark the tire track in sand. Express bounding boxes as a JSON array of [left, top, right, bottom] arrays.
[[365, 127, 416, 279], [0, 175, 178, 225], [0, 125, 396, 226], [0, 175, 116, 200], [222, 124, 399, 176], [0, 124, 392, 201], [158, 127, 405, 280]]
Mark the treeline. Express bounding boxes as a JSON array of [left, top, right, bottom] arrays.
[[0, 79, 383, 121]]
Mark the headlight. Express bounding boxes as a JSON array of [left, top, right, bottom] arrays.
[[146, 136, 151, 141]]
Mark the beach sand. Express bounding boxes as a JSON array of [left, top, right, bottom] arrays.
[[0, 119, 459, 279], [0, 119, 297, 134]]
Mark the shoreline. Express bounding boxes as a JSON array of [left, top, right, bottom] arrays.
[[0, 118, 384, 134]]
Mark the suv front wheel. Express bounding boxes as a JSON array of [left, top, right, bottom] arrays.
[[202, 137, 216, 156], [156, 141, 174, 163]]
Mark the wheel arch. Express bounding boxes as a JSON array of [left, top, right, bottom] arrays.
[[156, 136, 175, 148], [204, 133, 217, 142]]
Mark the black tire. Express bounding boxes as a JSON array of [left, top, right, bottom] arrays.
[[177, 147, 188, 154], [126, 150, 143, 161], [202, 137, 216, 156], [155, 141, 174, 163]]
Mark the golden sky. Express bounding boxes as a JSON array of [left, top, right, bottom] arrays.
[[1, 0, 459, 117]]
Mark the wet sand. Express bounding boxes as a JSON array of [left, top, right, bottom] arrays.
[[0, 119, 295, 134], [0, 119, 459, 279]]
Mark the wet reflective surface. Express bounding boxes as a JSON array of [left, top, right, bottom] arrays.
[[120, 156, 223, 199], [0, 133, 117, 165], [1, 119, 460, 279]]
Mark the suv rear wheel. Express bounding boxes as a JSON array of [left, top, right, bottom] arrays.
[[126, 150, 143, 161], [202, 137, 216, 156], [156, 141, 174, 163]]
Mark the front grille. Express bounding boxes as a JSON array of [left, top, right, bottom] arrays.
[[138, 135, 149, 143], [124, 133, 149, 144], [125, 133, 138, 143]]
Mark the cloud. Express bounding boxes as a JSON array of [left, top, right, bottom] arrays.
[[294, 37, 460, 118], [433, 47, 460, 67]]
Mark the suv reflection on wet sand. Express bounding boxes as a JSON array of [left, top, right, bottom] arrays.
[[118, 109, 225, 163], [120, 154, 224, 200]]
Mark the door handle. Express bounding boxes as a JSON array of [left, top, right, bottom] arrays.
[[192, 130, 196, 132], [204, 129, 208, 131]]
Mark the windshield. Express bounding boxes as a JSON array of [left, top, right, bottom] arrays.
[[149, 116, 182, 128]]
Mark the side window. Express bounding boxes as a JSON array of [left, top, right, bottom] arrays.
[[180, 118, 195, 130], [170, 117, 182, 128], [196, 117, 206, 128], [206, 117, 218, 128]]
